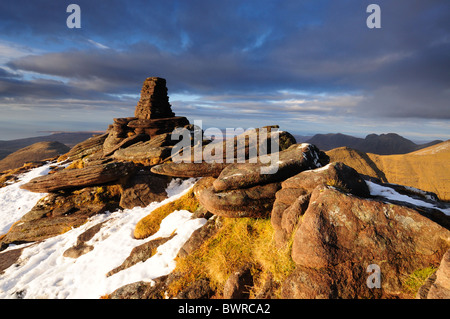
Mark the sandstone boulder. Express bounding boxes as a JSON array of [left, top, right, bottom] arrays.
[[288, 185, 450, 297], [271, 162, 370, 246], [1, 184, 122, 245], [150, 126, 297, 179], [195, 177, 281, 218], [213, 143, 329, 192]]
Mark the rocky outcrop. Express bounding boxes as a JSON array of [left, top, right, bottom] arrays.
[[2, 184, 122, 244], [150, 126, 297, 179], [195, 144, 328, 219]]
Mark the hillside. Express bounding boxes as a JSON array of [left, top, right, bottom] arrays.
[[307, 133, 442, 155], [0, 132, 103, 161], [0, 141, 70, 173], [327, 140, 450, 201]]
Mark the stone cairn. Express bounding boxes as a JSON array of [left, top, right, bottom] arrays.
[[109, 77, 189, 138], [103, 77, 190, 155]]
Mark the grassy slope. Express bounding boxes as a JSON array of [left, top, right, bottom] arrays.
[[327, 140, 450, 201]]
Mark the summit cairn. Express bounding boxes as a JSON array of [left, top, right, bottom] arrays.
[[126, 77, 189, 137], [99, 77, 189, 157], [134, 77, 175, 120]]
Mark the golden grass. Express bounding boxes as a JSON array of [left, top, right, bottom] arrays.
[[167, 217, 295, 298], [327, 141, 450, 201], [133, 188, 199, 239]]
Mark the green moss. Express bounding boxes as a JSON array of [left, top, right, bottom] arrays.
[[402, 266, 437, 297]]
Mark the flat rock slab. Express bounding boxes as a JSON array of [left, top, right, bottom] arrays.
[[151, 162, 229, 178], [20, 161, 136, 193]]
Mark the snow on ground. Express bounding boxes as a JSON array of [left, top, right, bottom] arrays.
[[0, 164, 205, 299], [366, 180, 450, 216], [0, 162, 55, 234]]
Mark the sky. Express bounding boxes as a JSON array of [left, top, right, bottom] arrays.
[[0, 0, 449, 142]]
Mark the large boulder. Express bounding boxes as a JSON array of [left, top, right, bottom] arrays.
[[195, 177, 281, 218], [271, 162, 370, 246], [286, 185, 450, 298], [20, 161, 136, 193], [213, 143, 329, 192]]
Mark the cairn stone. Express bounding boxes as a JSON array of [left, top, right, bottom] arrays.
[[134, 77, 175, 120]]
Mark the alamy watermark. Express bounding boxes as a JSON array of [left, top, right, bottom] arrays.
[[366, 4, 381, 29], [67, 4, 381, 30], [170, 120, 280, 174], [66, 4, 81, 29], [366, 264, 381, 289]]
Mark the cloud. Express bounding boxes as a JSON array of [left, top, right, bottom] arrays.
[[0, 0, 449, 140]]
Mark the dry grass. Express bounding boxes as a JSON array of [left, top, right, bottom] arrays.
[[167, 217, 295, 298], [133, 188, 199, 239], [327, 141, 450, 201]]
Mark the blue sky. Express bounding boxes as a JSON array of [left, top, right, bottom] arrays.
[[0, 0, 449, 141]]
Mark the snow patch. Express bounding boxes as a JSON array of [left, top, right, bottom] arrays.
[[366, 181, 450, 216], [0, 169, 205, 299]]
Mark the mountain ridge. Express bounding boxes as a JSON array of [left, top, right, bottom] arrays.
[[305, 132, 443, 155]]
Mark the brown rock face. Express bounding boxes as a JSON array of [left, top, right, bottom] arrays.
[[134, 77, 175, 120], [288, 185, 450, 297], [271, 162, 370, 246]]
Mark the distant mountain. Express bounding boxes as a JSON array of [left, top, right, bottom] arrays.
[[0, 141, 70, 173], [327, 140, 450, 201], [0, 132, 103, 161], [306, 133, 443, 155]]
